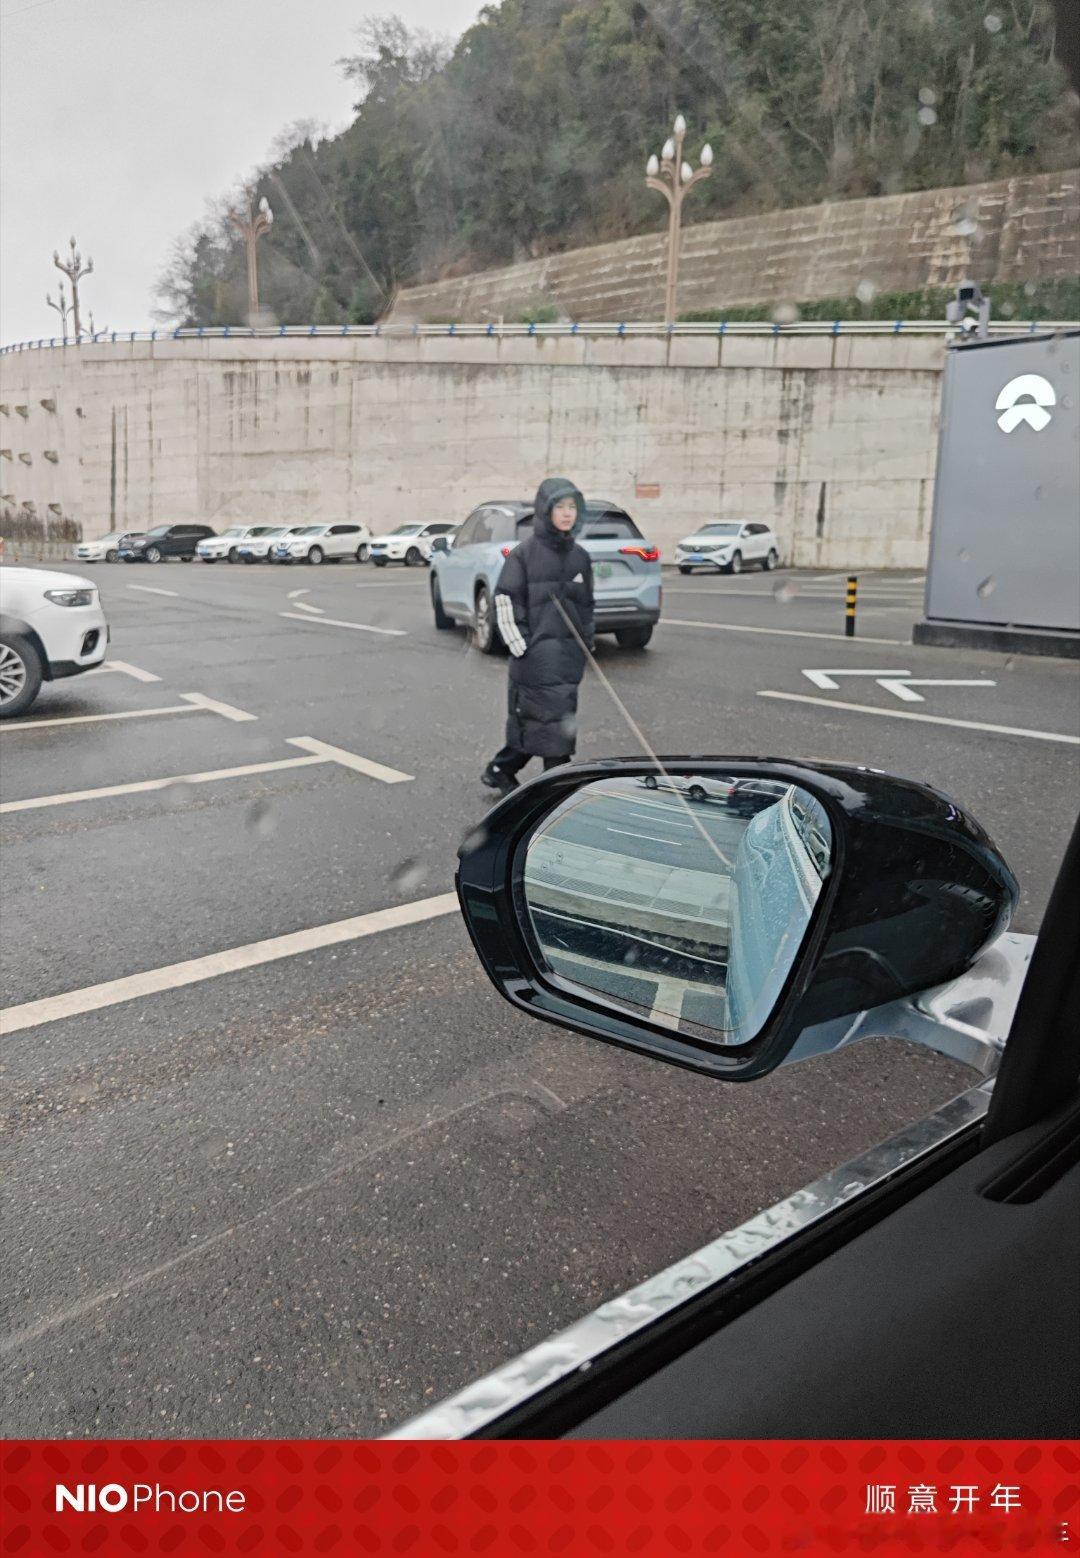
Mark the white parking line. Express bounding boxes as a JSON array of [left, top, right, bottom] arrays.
[[287, 588, 310, 599], [758, 690, 1080, 745], [1, 736, 413, 813], [666, 618, 905, 646], [0, 892, 459, 1035], [286, 736, 413, 784], [279, 611, 407, 637], [0, 692, 256, 733], [0, 754, 326, 813], [85, 660, 162, 683], [128, 584, 178, 598], [294, 600, 325, 615], [179, 692, 258, 722]]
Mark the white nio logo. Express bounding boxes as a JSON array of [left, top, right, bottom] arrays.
[[995, 373, 1056, 433]]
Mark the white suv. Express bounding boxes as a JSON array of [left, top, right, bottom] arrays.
[[675, 521, 781, 574], [0, 566, 109, 718], [271, 523, 372, 565], [369, 522, 458, 567], [196, 525, 280, 563]]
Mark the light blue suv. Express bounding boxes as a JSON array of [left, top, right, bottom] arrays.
[[429, 498, 662, 652]]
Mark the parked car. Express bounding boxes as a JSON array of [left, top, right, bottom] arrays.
[[0, 565, 109, 718], [391, 759, 1077, 1439], [235, 525, 306, 563], [118, 523, 216, 563], [270, 522, 372, 566], [71, 530, 141, 564], [675, 521, 781, 574], [196, 525, 280, 563], [430, 499, 661, 652], [370, 522, 459, 567]]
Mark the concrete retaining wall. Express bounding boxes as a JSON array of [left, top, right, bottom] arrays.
[[389, 170, 1079, 324], [2, 328, 966, 569]]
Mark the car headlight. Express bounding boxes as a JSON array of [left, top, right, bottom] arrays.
[[45, 588, 95, 607]]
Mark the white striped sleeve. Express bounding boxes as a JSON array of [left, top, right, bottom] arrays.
[[495, 593, 528, 657]]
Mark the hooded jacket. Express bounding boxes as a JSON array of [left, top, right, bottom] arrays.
[[493, 478, 595, 758]]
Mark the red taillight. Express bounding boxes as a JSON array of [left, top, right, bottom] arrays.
[[620, 545, 660, 562], [501, 545, 514, 557]]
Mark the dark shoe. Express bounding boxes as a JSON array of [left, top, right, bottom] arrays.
[[481, 763, 519, 796]]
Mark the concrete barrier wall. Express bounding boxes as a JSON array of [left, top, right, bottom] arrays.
[[2, 329, 959, 568], [389, 170, 1079, 324]]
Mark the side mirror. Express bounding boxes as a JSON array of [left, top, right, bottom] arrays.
[[456, 761, 1018, 1081], [430, 536, 450, 555]]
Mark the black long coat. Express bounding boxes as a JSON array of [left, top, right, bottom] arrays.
[[494, 478, 595, 759]]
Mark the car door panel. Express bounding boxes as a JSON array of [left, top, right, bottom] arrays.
[[569, 1103, 1080, 1439]]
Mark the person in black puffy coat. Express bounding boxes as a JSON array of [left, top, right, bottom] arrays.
[[481, 477, 595, 795]]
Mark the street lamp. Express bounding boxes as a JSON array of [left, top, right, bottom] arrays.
[[645, 114, 713, 325], [229, 186, 274, 323], [52, 238, 93, 337], [45, 282, 73, 339]]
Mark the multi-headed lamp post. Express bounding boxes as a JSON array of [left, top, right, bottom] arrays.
[[52, 237, 93, 338], [229, 186, 274, 321], [645, 114, 713, 325]]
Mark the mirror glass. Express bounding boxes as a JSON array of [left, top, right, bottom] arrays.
[[522, 774, 832, 1045]]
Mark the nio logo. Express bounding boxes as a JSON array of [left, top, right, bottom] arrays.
[[54, 1483, 246, 1515], [995, 373, 1055, 433]]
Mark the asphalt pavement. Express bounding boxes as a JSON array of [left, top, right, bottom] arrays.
[[2, 558, 1077, 1436]]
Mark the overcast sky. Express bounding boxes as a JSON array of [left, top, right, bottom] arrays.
[[0, 0, 481, 346]]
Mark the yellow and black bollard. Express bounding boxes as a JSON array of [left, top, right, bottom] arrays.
[[845, 575, 858, 638]]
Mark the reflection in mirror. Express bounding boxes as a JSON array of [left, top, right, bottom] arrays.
[[522, 775, 832, 1045]]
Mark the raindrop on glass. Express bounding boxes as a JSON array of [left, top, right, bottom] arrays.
[[245, 797, 275, 836], [918, 87, 937, 106], [952, 217, 978, 238], [957, 547, 971, 563], [460, 823, 489, 855], [773, 580, 797, 604], [771, 301, 800, 325], [855, 280, 877, 305], [164, 781, 195, 807], [1003, 656, 1017, 672], [917, 105, 938, 127], [983, 11, 1003, 31], [976, 576, 996, 600], [390, 856, 425, 892]]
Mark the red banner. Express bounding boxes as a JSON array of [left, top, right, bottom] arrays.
[[3, 1440, 1077, 1555]]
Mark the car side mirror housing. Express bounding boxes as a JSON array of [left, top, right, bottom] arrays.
[[430, 536, 450, 554], [456, 760, 1018, 1081]]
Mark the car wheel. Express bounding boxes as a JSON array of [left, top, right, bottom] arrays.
[[764, 549, 778, 571], [688, 784, 708, 803], [105, 549, 118, 563], [372, 557, 388, 568], [228, 547, 240, 563], [308, 546, 324, 565], [146, 546, 162, 563], [727, 551, 742, 575], [431, 577, 454, 630], [181, 555, 194, 563], [678, 565, 692, 574], [472, 584, 501, 655], [615, 625, 653, 650], [0, 634, 43, 719], [202, 557, 217, 564], [357, 544, 370, 564], [405, 546, 424, 567]]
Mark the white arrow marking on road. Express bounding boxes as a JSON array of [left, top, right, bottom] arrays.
[[287, 588, 309, 599], [877, 677, 996, 704], [802, 668, 911, 690]]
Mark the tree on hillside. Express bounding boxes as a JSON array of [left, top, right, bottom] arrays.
[[157, 0, 1075, 327]]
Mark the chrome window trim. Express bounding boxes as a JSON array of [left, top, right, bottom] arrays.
[[389, 1080, 992, 1439]]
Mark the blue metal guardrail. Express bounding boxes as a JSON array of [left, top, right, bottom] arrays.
[[2, 319, 1074, 354]]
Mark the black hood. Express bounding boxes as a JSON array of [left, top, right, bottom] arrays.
[[532, 477, 585, 550]]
